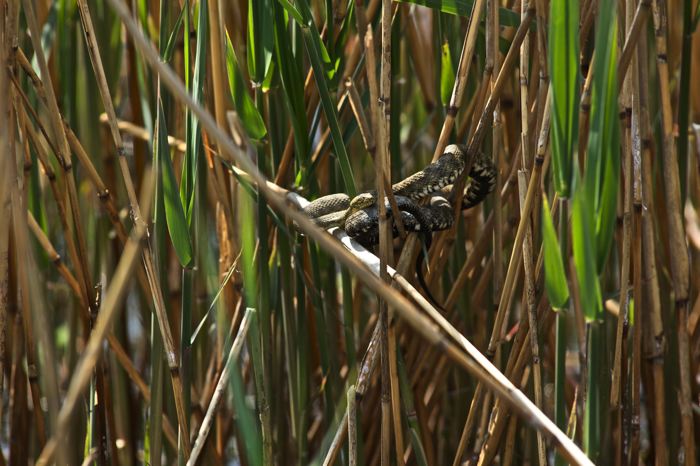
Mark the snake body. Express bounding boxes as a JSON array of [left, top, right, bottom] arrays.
[[302, 144, 496, 246]]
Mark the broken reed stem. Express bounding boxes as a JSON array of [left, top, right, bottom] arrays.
[[345, 77, 376, 155]]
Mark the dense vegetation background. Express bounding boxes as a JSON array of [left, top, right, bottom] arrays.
[[0, 0, 699, 465]]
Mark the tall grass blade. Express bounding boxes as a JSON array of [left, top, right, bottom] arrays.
[[289, 0, 357, 195], [162, 5, 185, 63], [396, 0, 520, 26], [548, 0, 579, 197], [181, 0, 208, 221], [247, 0, 275, 90], [571, 186, 602, 321], [585, 7, 619, 272], [230, 351, 263, 466], [541, 194, 569, 309], [440, 41, 455, 106], [225, 32, 268, 141], [273, 1, 310, 184], [156, 100, 193, 266]]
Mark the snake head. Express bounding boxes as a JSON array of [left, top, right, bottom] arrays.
[[443, 143, 468, 159], [343, 191, 377, 224], [349, 192, 376, 210]]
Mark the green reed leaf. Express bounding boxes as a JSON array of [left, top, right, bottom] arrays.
[[440, 41, 455, 106], [586, 6, 619, 272], [225, 31, 268, 140], [156, 100, 192, 267], [548, 0, 580, 197], [571, 186, 602, 321], [542, 194, 570, 310], [288, 0, 357, 196], [247, 0, 275, 90], [396, 0, 521, 26]]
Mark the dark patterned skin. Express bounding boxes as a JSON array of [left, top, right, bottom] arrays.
[[302, 144, 496, 245]]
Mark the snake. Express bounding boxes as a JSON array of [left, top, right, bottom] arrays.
[[302, 144, 496, 247]]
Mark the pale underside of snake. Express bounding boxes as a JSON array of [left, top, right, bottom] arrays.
[[302, 144, 496, 247]]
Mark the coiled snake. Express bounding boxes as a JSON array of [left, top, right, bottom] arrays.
[[302, 144, 496, 246]]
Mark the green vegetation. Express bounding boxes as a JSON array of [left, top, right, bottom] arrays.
[[0, 0, 698, 465]]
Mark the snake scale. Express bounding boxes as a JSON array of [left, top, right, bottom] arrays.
[[302, 144, 496, 247]]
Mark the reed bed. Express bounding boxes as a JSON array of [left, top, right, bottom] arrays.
[[0, 0, 699, 465]]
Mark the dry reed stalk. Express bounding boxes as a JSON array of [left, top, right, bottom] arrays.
[[36, 175, 154, 466], [0, 6, 12, 461], [104, 2, 595, 463], [518, 170, 547, 465], [188, 308, 253, 465], [4, 25, 65, 458], [517, 3, 544, 462], [20, 0, 96, 320], [73, 2, 195, 455], [322, 323, 381, 466], [476, 301, 556, 465], [652, 2, 695, 463], [375, 2, 395, 464], [489, 0, 505, 386], [408, 143, 521, 369], [427, 6, 535, 318], [346, 77, 377, 156], [452, 89, 551, 465], [106, 334, 179, 448], [348, 385, 358, 466], [10, 83, 90, 309], [628, 14, 645, 463], [501, 406, 520, 466], [637, 16, 668, 463], [10, 167, 63, 461], [208, 0, 243, 243], [610, 5, 636, 459], [9, 310, 29, 466], [432, 0, 487, 160], [617, 0, 652, 92]]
